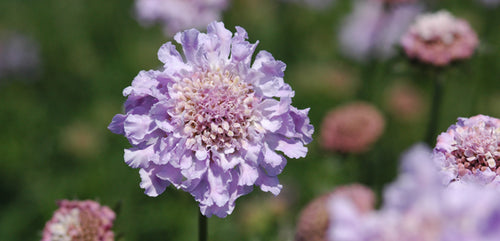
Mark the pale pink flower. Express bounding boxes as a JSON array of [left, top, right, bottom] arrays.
[[401, 10, 479, 66], [320, 102, 385, 153], [41, 200, 115, 241]]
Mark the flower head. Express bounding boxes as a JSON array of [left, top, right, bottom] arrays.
[[338, 0, 422, 61], [42, 200, 115, 241], [434, 115, 500, 187], [320, 102, 385, 153], [295, 184, 374, 241], [108, 21, 313, 217], [135, 0, 229, 36], [401, 10, 479, 66]]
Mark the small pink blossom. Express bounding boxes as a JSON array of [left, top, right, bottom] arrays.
[[41, 200, 115, 241], [401, 10, 479, 66], [320, 102, 385, 153]]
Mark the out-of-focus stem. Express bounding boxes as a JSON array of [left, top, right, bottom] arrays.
[[199, 212, 207, 241], [425, 71, 444, 146]]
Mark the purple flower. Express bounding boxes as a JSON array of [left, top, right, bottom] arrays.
[[328, 144, 500, 241], [0, 32, 40, 80], [41, 200, 115, 241], [135, 0, 229, 36], [109, 21, 313, 217], [338, 0, 423, 61], [434, 115, 500, 187]]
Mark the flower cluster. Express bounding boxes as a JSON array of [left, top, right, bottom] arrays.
[[108, 21, 313, 217], [434, 115, 500, 187], [320, 102, 385, 153], [41, 200, 115, 241], [401, 10, 479, 66], [135, 0, 229, 36], [328, 144, 500, 241], [338, 0, 422, 61]]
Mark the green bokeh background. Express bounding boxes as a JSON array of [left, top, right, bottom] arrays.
[[0, 0, 499, 240]]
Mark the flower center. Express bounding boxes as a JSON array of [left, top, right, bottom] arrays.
[[173, 69, 257, 152], [48, 209, 81, 241], [412, 11, 459, 45], [452, 121, 500, 176]]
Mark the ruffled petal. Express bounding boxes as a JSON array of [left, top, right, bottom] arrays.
[[123, 114, 156, 145], [139, 165, 170, 197], [124, 141, 159, 169], [108, 114, 126, 135]]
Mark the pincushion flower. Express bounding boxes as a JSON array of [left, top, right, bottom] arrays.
[[400, 10, 479, 66], [41, 200, 115, 241], [328, 144, 500, 241], [135, 0, 229, 36], [320, 102, 385, 153], [295, 184, 374, 241], [434, 115, 500, 187], [108, 21, 313, 217], [338, 0, 422, 61]]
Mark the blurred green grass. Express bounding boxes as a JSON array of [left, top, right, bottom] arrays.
[[0, 0, 499, 240]]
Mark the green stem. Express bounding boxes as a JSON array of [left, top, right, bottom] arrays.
[[425, 71, 444, 146], [199, 212, 207, 241]]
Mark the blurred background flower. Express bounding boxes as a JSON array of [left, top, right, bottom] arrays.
[[135, 0, 229, 36], [384, 81, 426, 122], [320, 102, 385, 153], [0, 31, 40, 81], [41, 200, 115, 241], [295, 184, 374, 241], [328, 144, 500, 241], [401, 10, 479, 66], [338, 0, 423, 61]]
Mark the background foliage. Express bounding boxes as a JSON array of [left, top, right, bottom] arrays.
[[0, 0, 498, 240]]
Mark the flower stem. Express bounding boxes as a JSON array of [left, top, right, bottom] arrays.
[[199, 212, 207, 241], [425, 71, 444, 146]]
